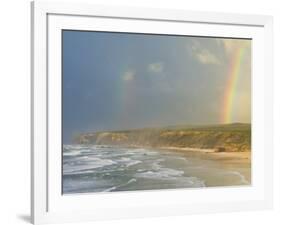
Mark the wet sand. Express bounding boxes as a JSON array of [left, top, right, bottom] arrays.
[[159, 146, 251, 187]]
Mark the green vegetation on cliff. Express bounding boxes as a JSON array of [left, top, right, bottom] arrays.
[[75, 123, 251, 152]]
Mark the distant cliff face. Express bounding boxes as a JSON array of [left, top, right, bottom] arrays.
[[75, 124, 251, 152]]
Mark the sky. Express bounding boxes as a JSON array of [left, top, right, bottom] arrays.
[[63, 30, 251, 143]]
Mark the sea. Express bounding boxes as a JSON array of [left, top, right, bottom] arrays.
[[63, 145, 250, 194]]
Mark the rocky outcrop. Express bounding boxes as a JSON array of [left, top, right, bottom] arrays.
[[75, 123, 251, 152]]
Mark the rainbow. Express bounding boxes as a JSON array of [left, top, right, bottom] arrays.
[[221, 47, 247, 124]]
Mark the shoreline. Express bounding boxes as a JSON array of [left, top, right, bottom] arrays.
[[64, 144, 252, 188], [65, 143, 251, 165], [159, 146, 251, 185]]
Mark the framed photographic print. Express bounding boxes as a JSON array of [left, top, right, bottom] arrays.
[[31, 1, 273, 224]]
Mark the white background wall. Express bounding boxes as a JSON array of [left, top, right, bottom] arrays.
[[0, 0, 280, 224]]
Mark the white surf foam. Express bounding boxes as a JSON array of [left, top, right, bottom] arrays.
[[127, 148, 158, 156], [63, 157, 116, 175], [103, 178, 137, 192], [136, 167, 184, 179], [126, 160, 142, 167], [63, 150, 82, 156]]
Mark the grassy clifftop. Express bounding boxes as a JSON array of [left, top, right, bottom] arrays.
[[75, 123, 251, 152]]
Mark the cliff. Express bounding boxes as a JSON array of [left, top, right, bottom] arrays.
[[75, 123, 251, 152]]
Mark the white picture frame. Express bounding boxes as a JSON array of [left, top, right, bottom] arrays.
[[31, 1, 273, 224]]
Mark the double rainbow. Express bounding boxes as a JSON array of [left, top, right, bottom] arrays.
[[221, 47, 247, 124]]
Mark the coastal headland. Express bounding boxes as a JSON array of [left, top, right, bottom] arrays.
[[74, 123, 251, 153]]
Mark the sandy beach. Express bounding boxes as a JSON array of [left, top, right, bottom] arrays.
[[159, 146, 251, 187], [161, 146, 251, 163]]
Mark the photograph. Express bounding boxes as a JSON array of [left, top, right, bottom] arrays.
[[62, 30, 251, 194]]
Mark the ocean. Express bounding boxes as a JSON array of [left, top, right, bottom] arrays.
[[63, 145, 250, 194]]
